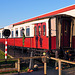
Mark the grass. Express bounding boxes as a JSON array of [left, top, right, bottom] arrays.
[[0, 50, 13, 65], [0, 50, 18, 74], [0, 50, 17, 68], [0, 50, 10, 60], [0, 67, 29, 74], [0, 50, 28, 74]]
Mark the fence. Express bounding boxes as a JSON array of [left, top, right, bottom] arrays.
[[0, 56, 75, 75], [47, 57, 75, 75]]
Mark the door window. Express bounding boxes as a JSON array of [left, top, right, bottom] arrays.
[[65, 22, 67, 35], [34, 26, 37, 36], [39, 26, 41, 36], [43, 25, 46, 36]]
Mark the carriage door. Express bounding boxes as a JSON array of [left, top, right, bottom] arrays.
[[34, 24, 38, 48], [34, 23, 46, 49], [41, 22, 46, 49], [61, 20, 70, 48], [38, 23, 42, 48], [38, 23, 46, 49], [34, 23, 42, 48]]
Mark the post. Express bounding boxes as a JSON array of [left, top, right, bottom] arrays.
[[15, 62, 18, 68], [18, 58, 20, 73], [44, 62, 47, 75], [58, 60, 61, 75], [70, 21, 73, 47], [2, 29, 11, 59], [44, 57, 47, 75], [29, 51, 34, 70], [5, 39, 7, 59], [59, 19, 61, 49], [55, 50, 58, 68]]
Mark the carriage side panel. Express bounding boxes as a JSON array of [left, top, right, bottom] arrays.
[[51, 17, 56, 50]]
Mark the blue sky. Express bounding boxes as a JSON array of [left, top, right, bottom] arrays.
[[0, 0, 75, 28]]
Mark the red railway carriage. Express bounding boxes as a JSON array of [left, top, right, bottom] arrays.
[[0, 5, 75, 58]]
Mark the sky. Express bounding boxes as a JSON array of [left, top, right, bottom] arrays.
[[0, 0, 75, 28]]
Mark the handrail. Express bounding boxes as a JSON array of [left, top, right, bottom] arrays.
[[0, 56, 75, 64], [50, 57, 75, 64]]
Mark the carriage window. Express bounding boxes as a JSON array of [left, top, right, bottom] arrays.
[[0, 33, 1, 38], [15, 29, 18, 37], [34, 26, 37, 36], [11, 31, 14, 37], [43, 25, 46, 36], [2, 34, 3, 38], [39, 26, 41, 36], [20, 28, 23, 37], [26, 27, 30, 36]]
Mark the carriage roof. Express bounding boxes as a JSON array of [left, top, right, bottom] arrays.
[[12, 5, 75, 26]]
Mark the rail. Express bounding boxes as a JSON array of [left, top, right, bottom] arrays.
[[0, 56, 75, 75], [47, 57, 75, 75]]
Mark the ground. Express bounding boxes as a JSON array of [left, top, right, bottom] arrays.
[[0, 47, 75, 75], [2, 67, 75, 75]]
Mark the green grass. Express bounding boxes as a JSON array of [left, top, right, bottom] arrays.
[[0, 50, 30, 74], [0, 50, 17, 69], [0, 50, 10, 60], [0, 50, 12, 64]]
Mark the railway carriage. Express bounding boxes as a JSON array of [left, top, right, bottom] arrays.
[[0, 5, 75, 58]]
